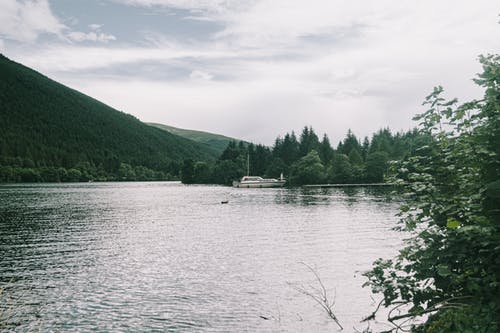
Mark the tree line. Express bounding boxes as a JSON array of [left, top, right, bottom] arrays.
[[0, 158, 179, 183], [181, 126, 431, 185]]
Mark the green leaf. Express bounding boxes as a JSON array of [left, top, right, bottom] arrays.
[[485, 180, 500, 198], [409, 305, 425, 315], [437, 264, 452, 277], [446, 218, 462, 229]]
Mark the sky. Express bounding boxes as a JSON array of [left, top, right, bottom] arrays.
[[1, 0, 499, 145]]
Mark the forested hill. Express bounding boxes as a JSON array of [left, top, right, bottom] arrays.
[[0, 54, 217, 182], [148, 122, 245, 155]]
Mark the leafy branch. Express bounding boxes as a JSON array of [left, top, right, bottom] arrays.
[[362, 54, 500, 332]]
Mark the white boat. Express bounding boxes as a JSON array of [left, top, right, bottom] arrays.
[[232, 175, 286, 188], [233, 155, 286, 188]]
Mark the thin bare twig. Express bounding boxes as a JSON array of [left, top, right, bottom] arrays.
[[290, 262, 343, 330]]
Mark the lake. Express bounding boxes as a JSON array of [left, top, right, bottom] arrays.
[[0, 182, 402, 332]]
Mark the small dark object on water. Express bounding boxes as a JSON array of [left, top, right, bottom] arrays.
[[259, 315, 270, 320], [221, 200, 229, 204]]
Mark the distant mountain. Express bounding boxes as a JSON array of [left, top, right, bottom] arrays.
[[0, 54, 217, 182], [148, 122, 245, 155]]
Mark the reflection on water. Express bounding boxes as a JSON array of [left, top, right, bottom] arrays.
[[0, 182, 402, 332]]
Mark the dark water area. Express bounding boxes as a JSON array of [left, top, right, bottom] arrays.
[[0, 182, 402, 332]]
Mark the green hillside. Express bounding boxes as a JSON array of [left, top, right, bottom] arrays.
[[0, 54, 216, 182], [148, 122, 245, 155]]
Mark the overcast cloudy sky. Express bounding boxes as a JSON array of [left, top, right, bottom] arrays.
[[1, 0, 498, 144]]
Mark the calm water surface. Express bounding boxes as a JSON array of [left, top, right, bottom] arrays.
[[0, 182, 402, 332]]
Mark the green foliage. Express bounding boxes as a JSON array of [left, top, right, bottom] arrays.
[[337, 129, 361, 156], [363, 55, 500, 332], [183, 124, 429, 185], [118, 163, 136, 181], [66, 168, 82, 182], [180, 159, 195, 184], [319, 134, 335, 163], [348, 148, 363, 165], [18, 168, 40, 182], [370, 128, 393, 155], [273, 131, 300, 169], [265, 157, 287, 179], [192, 162, 212, 184], [219, 141, 245, 162], [0, 54, 215, 183], [328, 153, 353, 184], [289, 150, 326, 185], [365, 151, 389, 183], [248, 143, 272, 176], [212, 159, 245, 185], [281, 126, 425, 185], [299, 126, 320, 157]]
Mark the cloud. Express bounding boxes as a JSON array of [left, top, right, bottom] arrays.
[[66, 22, 116, 44], [113, 0, 499, 53], [113, 0, 236, 12], [111, 0, 251, 22], [189, 70, 213, 80], [5, 0, 499, 144], [62, 75, 407, 145], [89, 24, 103, 30], [0, 0, 66, 42], [0, 1, 117, 44], [67, 31, 116, 43], [13, 42, 236, 73]]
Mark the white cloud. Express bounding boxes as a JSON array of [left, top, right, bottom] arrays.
[[61, 75, 406, 144], [89, 24, 103, 30], [13, 43, 235, 72], [0, 0, 66, 42], [113, 0, 238, 11], [67, 23, 116, 43], [114, 0, 499, 56], [189, 70, 213, 80], [4, 0, 499, 144], [0, 1, 117, 45], [67, 31, 117, 43]]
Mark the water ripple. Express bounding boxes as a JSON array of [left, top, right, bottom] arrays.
[[0, 183, 402, 332]]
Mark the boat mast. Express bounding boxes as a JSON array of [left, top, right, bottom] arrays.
[[247, 153, 250, 176]]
